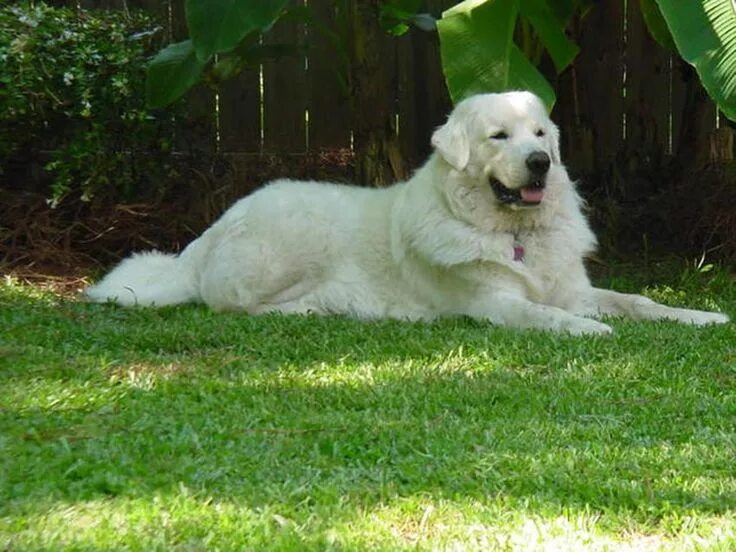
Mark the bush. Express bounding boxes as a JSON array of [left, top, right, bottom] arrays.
[[0, 3, 183, 205]]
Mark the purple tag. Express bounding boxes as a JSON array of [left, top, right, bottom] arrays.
[[513, 245, 525, 261]]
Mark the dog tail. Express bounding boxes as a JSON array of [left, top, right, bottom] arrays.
[[85, 249, 199, 307]]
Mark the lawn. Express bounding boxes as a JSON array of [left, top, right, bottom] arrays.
[[1, 262, 735, 550]]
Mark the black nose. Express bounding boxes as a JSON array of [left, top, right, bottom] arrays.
[[526, 151, 551, 175]]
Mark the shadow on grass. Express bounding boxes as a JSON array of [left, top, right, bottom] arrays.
[[3, 290, 736, 543], [0, 280, 736, 552]]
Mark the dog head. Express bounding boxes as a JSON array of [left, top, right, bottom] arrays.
[[432, 91, 561, 209]]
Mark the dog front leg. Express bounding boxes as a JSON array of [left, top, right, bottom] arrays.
[[468, 292, 613, 335], [580, 288, 729, 326], [403, 220, 546, 296]]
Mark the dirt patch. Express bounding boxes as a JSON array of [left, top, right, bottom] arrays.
[[1, 151, 355, 283]]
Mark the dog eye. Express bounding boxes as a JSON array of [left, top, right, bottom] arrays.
[[535, 129, 545, 137], [490, 131, 508, 140]]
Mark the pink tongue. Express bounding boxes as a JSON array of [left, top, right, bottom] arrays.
[[520, 186, 544, 203]]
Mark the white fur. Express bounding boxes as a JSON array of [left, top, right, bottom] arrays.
[[85, 92, 730, 334]]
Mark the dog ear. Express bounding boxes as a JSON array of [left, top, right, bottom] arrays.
[[548, 122, 562, 165], [431, 116, 470, 171]]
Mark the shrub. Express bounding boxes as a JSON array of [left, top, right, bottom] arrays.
[[0, 3, 183, 205]]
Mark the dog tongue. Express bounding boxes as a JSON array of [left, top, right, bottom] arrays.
[[520, 186, 544, 203]]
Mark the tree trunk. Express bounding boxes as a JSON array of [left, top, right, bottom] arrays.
[[347, 0, 405, 186]]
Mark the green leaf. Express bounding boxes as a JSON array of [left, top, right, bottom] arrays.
[[439, 0, 518, 102], [186, 0, 290, 60], [549, 0, 594, 22], [437, 0, 555, 110], [145, 40, 208, 109], [655, 0, 736, 121], [519, 0, 579, 72], [211, 55, 246, 81], [380, 1, 433, 35], [507, 44, 556, 109], [383, 22, 411, 36], [639, 0, 676, 51]]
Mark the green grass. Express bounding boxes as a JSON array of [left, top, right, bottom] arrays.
[[1, 262, 735, 550]]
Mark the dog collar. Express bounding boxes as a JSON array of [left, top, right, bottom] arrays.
[[513, 244, 525, 261]]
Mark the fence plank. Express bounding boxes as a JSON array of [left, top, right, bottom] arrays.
[[399, 0, 453, 164], [397, 33, 418, 166], [670, 56, 718, 166], [624, 4, 670, 174], [573, 0, 625, 177], [219, 68, 262, 154], [170, 0, 217, 155], [551, 66, 587, 173], [307, 1, 351, 151], [670, 55, 689, 156], [262, 0, 308, 153]]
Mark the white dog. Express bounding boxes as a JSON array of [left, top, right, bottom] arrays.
[[86, 91, 729, 334]]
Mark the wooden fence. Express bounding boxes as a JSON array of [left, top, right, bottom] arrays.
[[49, 0, 726, 183]]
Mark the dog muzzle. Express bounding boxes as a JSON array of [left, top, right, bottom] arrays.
[[490, 151, 550, 207], [490, 178, 546, 207]]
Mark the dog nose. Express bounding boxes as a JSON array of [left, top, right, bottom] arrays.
[[526, 151, 551, 175]]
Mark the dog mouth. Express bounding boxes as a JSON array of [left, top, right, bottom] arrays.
[[490, 178, 545, 207]]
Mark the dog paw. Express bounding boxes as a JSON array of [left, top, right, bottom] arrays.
[[480, 233, 517, 263], [685, 311, 730, 326], [563, 317, 613, 336]]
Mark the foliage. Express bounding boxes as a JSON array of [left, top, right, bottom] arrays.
[[1, 264, 735, 548], [146, 0, 298, 108], [147, 0, 582, 111], [436, 0, 587, 109], [0, 3, 182, 204], [145, 40, 208, 110], [437, 0, 736, 120], [649, 0, 736, 123], [437, 0, 578, 109], [146, 0, 436, 109], [144, 0, 736, 127], [638, 0, 676, 51], [379, 0, 436, 36]]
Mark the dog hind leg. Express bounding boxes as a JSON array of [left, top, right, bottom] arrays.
[[199, 239, 318, 313]]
